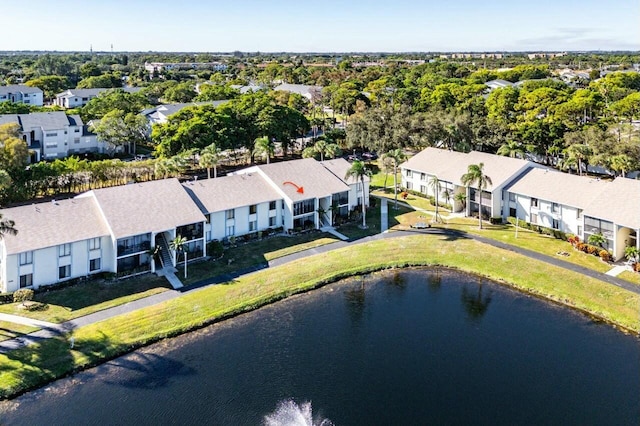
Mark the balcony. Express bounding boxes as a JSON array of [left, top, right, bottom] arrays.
[[117, 240, 151, 257]]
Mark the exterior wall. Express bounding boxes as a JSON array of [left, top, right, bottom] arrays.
[[504, 192, 583, 235], [0, 89, 43, 106], [56, 95, 97, 108], [205, 201, 282, 241], [24, 124, 103, 160], [4, 236, 113, 293]]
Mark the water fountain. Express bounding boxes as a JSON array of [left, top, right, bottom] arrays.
[[263, 400, 333, 426]]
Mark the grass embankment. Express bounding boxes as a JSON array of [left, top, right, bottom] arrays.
[[0, 275, 171, 324], [0, 322, 39, 343], [1, 234, 639, 399]]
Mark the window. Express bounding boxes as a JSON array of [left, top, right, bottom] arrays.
[[420, 173, 426, 181], [45, 132, 58, 137], [551, 203, 559, 213], [420, 185, 427, 194], [249, 220, 257, 232], [577, 225, 582, 236], [74, 138, 80, 144], [74, 128, 80, 133], [508, 193, 515, 202], [552, 219, 559, 230], [509, 207, 516, 217], [249, 204, 257, 215], [531, 213, 538, 224], [89, 238, 101, 250], [59, 243, 71, 257], [59, 265, 71, 279], [577, 209, 583, 219], [269, 201, 276, 211], [293, 199, 315, 216], [45, 143, 58, 148], [226, 209, 234, 220], [269, 216, 277, 226], [20, 274, 33, 288], [405, 169, 412, 178], [406, 182, 413, 190], [19, 251, 33, 265], [90, 258, 101, 272], [531, 198, 539, 208], [226, 225, 235, 236]]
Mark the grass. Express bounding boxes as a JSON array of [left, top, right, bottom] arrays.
[[618, 270, 640, 285], [0, 321, 39, 343], [176, 233, 340, 285], [0, 234, 638, 399], [0, 275, 171, 324]]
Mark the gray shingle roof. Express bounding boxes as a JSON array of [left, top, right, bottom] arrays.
[[183, 174, 282, 214], [0, 197, 110, 255], [0, 85, 43, 95], [273, 83, 322, 97], [84, 178, 206, 239], [0, 114, 19, 126], [11, 111, 72, 130], [583, 177, 640, 229], [463, 151, 535, 191], [505, 168, 608, 209], [56, 87, 142, 99], [253, 158, 350, 201]]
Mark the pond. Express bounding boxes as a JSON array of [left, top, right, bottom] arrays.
[[1, 268, 639, 425]]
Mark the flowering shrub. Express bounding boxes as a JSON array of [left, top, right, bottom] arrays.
[[567, 235, 580, 247], [599, 250, 612, 262], [587, 245, 599, 255]]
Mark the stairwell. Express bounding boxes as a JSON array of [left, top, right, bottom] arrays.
[[156, 233, 176, 273]]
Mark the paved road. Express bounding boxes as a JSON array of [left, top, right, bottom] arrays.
[[1, 225, 638, 354]]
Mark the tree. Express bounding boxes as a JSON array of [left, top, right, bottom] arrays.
[[25, 75, 70, 101], [90, 110, 149, 155], [454, 192, 467, 213], [0, 212, 17, 239], [496, 140, 526, 158], [199, 143, 222, 178], [608, 154, 634, 177], [77, 72, 122, 89], [587, 233, 606, 248], [345, 160, 372, 229], [0, 123, 29, 173], [163, 82, 196, 103], [302, 139, 341, 162], [429, 175, 443, 223], [624, 246, 639, 262], [82, 89, 149, 120], [461, 163, 492, 229], [253, 136, 274, 164], [382, 149, 406, 209], [564, 143, 592, 176], [169, 234, 189, 279]]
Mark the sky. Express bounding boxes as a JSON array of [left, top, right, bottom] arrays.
[[1, 0, 638, 52]]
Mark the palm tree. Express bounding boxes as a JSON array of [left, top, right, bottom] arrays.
[[253, 136, 274, 164], [460, 163, 492, 229], [608, 154, 634, 178], [624, 246, 639, 263], [442, 188, 452, 211], [454, 192, 467, 214], [496, 140, 525, 158], [429, 175, 442, 223], [565, 144, 592, 176], [382, 148, 406, 210], [587, 232, 606, 248], [345, 160, 372, 229], [302, 139, 342, 161], [0, 213, 17, 239], [199, 143, 222, 179], [169, 235, 189, 279]]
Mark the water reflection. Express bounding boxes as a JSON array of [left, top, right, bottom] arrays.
[[102, 352, 197, 390], [460, 277, 493, 321], [344, 277, 366, 322], [427, 270, 442, 293]]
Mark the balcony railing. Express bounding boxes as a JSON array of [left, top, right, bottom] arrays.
[[117, 241, 151, 257]]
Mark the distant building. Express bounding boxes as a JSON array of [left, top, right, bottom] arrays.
[[54, 87, 142, 109], [144, 62, 227, 77], [272, 83, 323, 101], [141, 101, 229, 126], [484, 79, 515, 91], [0, 111, 108, 162], [0, 85, 43, 107]]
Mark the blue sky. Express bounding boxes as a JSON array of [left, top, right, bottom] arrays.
[[2, 0, 638, 52]]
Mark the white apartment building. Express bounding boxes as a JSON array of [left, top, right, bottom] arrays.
[[0, 85, 43, 106]]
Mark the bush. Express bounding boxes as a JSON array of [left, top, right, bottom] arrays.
[[599, 250, 612, 262], [634, 263, 640, 273], [0, 292, 14, 305], [587, 245, 599, 255], [13, 288, 34, 305], [207, 240, 224, 257], [490, 216, 503, 225]]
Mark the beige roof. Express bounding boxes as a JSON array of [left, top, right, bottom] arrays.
[[583, 177, 640, 229], [400, 148, 469, 182], [183, 174, 282, 214], [0, 197, 110, 255], [402, 148, 535, 191], [321, 158, 370, 186], [255, 158, 350, 202], [85, 178, 206, 239], [505, 168, 608, 209]]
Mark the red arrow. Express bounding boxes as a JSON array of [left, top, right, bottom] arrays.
[[283, 181, 304, 194]]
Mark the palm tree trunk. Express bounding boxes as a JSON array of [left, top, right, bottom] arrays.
[[478, 190, 483, 229], [393, 164, 398, 209], [207, 167, 211, 179], [361, 177, 366, 228], [214, 166, 217, 179]]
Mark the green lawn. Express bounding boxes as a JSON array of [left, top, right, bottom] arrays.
[[618, 270, 640, 285], [0, 275, 171, 324], [177, 232, 340, 285], [1, 234, 638, 399], [0, 321, 39, 343]]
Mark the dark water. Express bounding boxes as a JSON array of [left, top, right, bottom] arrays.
[[1, 269, 639, 425]]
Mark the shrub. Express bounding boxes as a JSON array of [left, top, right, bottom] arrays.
[[13, 288, 34, 305], [576, 243, 588, 253], [490, 216, 503, 225], [587, 245, 599, 255], [0, 292, 14, 305], [634, 263, 640, 273], [599, 250, 612, 262], [207, 240, 224, 257]]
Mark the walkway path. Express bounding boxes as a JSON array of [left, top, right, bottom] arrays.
[[1, 216, 638, 354]]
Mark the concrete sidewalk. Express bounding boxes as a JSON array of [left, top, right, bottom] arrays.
[[1, 216, 638, 354]]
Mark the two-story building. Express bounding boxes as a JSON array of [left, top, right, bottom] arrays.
[[0, 85, 43, 107], [54, 87, 142, 109]]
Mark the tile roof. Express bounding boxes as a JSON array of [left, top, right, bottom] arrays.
[[0, 197, 110, 255], [505, 168, 608, 209], [15, 111, 72, 130], [252, 158, 350, 202], [183, 174, 281, 214], [583, 177, 640, 229], [84, 178, 206, 239]]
